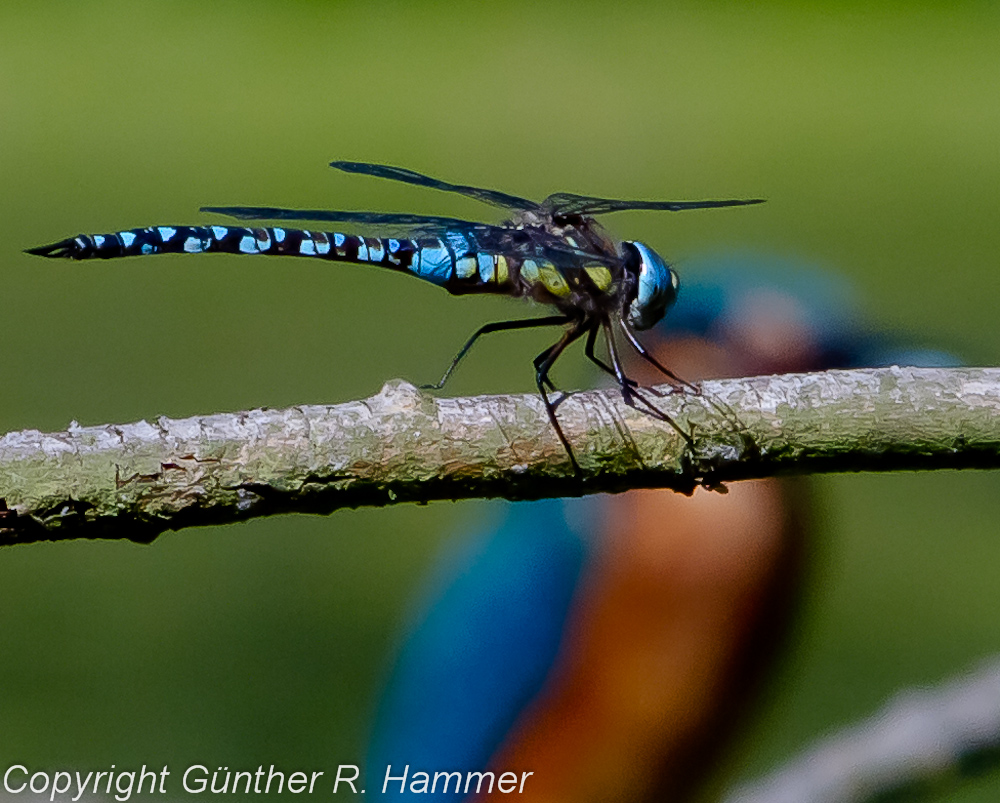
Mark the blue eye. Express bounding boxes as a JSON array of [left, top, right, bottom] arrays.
[[625, 241, 678, 330]]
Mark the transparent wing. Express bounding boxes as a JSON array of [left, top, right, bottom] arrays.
[[201, 205, 619, 269], [330, 161, 541, 211], [543, 193, 766, 216], [469, 225, 620, 270], [200, 205, 482, 229]]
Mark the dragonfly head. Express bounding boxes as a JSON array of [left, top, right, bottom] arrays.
[[622, 241, 679, 330]]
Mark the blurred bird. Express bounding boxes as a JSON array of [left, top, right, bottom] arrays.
[[365, 254, 958, 802]]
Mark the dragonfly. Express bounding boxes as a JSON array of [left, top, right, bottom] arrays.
[[27, 161, 764, 471]]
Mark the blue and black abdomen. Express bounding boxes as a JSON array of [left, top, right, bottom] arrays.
[[26, 225, 520, 291], [27, 224, 619, 307]]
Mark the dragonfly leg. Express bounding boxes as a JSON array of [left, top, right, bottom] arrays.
[[534, 324, 588, 473], [532, 342, 564, 395], [618, 319, 698, 392], [423, 315, 571, 391], [618, 318, 750, 446], [603, 320, 695, 450], [584, 325, 639, 389]]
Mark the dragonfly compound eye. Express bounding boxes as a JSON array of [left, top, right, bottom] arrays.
[[623, 241, 678, 330]]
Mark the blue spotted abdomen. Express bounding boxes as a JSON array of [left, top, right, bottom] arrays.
[[27, 225, 524, 292]]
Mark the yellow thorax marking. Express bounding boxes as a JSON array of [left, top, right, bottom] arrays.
[[584, 265, 613, 291], [536, 262, 571, 297], [494, 255, 510, 284]]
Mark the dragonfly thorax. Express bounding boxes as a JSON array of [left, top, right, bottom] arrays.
[[621, 241, 678, 330]]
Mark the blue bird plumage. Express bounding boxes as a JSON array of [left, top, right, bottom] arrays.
[[364, 256, 961, 802]]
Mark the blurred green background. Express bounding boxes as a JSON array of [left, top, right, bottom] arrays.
[[2, 0, 999, 799]]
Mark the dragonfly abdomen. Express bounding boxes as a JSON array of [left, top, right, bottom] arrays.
[[26, 225, 529, 292], [30, 225, 388, 263]]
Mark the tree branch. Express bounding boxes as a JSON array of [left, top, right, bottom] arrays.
[[722, 654, 1000, 803], [1, 366, 998, 545]]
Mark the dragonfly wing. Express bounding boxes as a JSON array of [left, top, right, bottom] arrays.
[[543, 192, 766, 216], [201, 205, 514, 248], [201, 206, 619, 272], [330, 161, 542, 211], [200, 206, 485, 230], [466, 225, 620, 270]]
